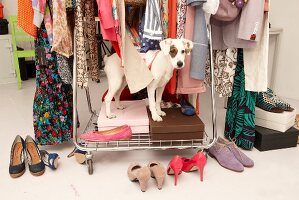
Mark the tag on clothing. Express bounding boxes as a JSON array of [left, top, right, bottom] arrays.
[[36, 47, 47, 66]]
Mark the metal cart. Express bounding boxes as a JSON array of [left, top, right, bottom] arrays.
[[72, 25, 218, 175]]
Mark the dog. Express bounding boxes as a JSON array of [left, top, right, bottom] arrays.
[[104, 38, 194, 122]]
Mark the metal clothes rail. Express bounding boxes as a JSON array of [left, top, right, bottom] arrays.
[[72, 25, 217, 175]]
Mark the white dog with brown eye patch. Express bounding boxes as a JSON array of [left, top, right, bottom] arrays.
[[104, 38, 193, 122]]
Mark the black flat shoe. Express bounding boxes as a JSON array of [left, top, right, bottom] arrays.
[[9, 135, 26, 178], [25, 135, 45, 176]]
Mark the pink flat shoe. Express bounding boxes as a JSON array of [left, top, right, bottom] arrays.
[[80, 125, 132, 141]]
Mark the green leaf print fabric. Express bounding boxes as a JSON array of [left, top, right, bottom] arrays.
[[224, 49, 257, 150]]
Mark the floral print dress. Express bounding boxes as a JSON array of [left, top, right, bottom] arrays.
[[33, 23, 73, 145]]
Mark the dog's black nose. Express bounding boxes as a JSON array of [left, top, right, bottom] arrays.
[[177, 61, 183, 68]]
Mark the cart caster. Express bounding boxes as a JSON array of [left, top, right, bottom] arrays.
[[87, 159, 93, 175], [85, 152, 93, 175]]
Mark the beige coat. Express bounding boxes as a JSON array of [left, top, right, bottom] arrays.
[[211, 0, 265, 50], [117, 0, 153, 94]]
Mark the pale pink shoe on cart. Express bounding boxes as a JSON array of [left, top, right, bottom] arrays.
[[80, 125, 132, 142]]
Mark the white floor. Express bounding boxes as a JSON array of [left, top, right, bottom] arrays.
[[1, 78, 299, 200]]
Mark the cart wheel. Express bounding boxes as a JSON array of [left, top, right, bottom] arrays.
[[87, 159, 93, 175]]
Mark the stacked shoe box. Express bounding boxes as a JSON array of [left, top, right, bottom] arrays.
[[97, 100, 149, 133], [148, 108, 204, 140], [255, 107, 298, 151]]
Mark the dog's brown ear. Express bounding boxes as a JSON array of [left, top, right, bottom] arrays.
[[160, 39, 172, 55], [183, 39, 194, 55]]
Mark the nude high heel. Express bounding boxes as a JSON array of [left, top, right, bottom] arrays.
[[128, 163, 151, 192], [148, 161, 166, 190]]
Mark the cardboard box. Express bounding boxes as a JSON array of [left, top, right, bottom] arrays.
[[98, 100, 149, 133], [148, 108, 204, 140], [255, 126, 298, 151], [255, 107, 296, 132]]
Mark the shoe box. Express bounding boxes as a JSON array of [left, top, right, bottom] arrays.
[[148, 108, 204, 140], [254, 126, 298, 151], [255, 107, 297, 132], [97, 100, 149, 133]]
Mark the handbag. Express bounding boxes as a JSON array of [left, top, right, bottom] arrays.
[[212, 0, 240, 22], [125, 0, 146, 7]]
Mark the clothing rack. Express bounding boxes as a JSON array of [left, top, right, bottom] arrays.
[[71, 21, 218, 174]]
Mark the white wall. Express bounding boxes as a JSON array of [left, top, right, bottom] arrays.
[[270, 0, 299, 100], [2, 0, 17, 25]]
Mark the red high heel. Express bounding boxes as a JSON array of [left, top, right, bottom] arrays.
[[182, 151, 207, 182], [167, 155, 184, 186]]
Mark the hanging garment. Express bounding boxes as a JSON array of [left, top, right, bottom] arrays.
[[202, 0, 219, 22], [17, 0, 37, 37], [66, 0, 76, 9], [139, 14, 160, 53], [243, 12, 269, 92], [176, 0, 187, 39], [188, 0, 209, 81], [66, 9, 76, 42], [164, 0, 177, 95], [143, 0, 163, 40], [224, 49, 257, 150], [34, 23, 73, 145], [112, 0, 122, 56], [205, 48, 237, 97], [75, 0, 100, 87], [52, 0, 73, 58], [116, 0, 153, 94], [32, 0, 46, 28], [127, 24, 141, 47], [177, 6, 205, 94], [111, 41, 121, 57], [161, 0, 169, 38], [57, 54, 73, 85], [238, 0, 265, 42], [168, 0, 177, 38], [211, 16, 255, 50], [211, 0, 265, 50], [96, 0, 118, 42], [213, 0, 240, 22], [44, 4, 53, 45], [97, 0, 121, 57], [75, 0, 87, 87]]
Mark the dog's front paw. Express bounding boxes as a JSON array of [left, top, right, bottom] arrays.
[[157, 110, 166, 117], [117, 105, 126, 110], [152, 114, 163, 122], [106, 113, 117, 119]]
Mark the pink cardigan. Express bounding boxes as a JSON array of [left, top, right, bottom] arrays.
[[97, 0, 117, 41]]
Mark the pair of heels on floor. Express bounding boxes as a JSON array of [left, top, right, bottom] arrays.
[[167, 151, 207, 185], [128, 161, 166, 192], [9, 135, 59, 178]]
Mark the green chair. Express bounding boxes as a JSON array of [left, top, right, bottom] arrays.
[[9, 16, 35, 89]]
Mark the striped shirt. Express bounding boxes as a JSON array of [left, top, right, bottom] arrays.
[[143, 0, 163, 40]]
